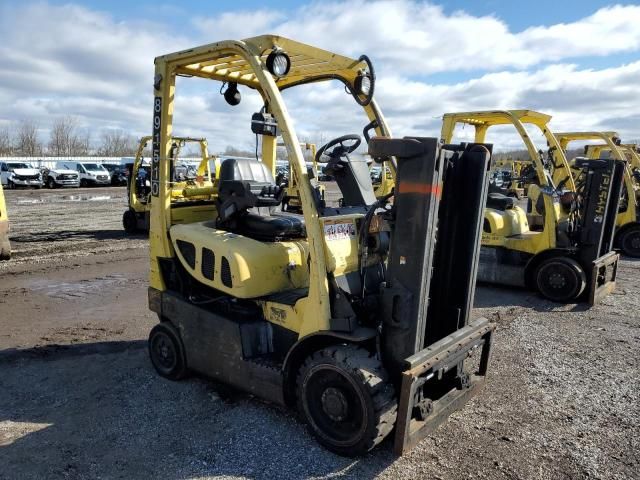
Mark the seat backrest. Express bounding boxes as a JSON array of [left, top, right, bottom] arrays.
[[217, 158, 283, 222], [219, 158, 275, 184]]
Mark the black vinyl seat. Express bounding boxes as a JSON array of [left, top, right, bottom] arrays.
[[217, 158, 305, 241], [486, 192, 516, 211], [233, 212, 306, 241]]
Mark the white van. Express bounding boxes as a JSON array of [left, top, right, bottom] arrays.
[[66, 162, 111, 187]]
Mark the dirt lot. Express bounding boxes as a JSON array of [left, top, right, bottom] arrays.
[[0, 186, 638, 480]]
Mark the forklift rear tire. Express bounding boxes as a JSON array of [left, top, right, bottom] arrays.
[[617, 226, 640, 258], [148, 323, 187, 381], [535, 257, 586, 302], [296, 345, 397, 457], [123, 209, 138, 234]]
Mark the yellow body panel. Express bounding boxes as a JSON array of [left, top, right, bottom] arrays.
[[0, 182, 7, 220], [169, 203, 217, 226], [170, 221, 310, 298], [259, 299, 305, 334], [321, 217, 361, 275], [0, 182, 9, 260], [484, 207, 529, 237]]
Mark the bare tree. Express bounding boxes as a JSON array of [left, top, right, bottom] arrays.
[[71, 129, 91, 156], [0, 125, 12, 156], [223, 145, 254, 157], [16, 120, 41, 156], [98, 130, 138, 157], [48, 116, 75, 156], [48, 117, 92, 156]]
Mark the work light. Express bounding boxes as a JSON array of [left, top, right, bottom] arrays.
[[354, 72, 371, 96], [223, 82, 241, 106], [266, 50, 291, 77]]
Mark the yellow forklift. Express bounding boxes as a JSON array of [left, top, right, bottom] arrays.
[[147, 35, 496, 456], [277, 141, 325, 212], [0, 182, 10, 260], [123, 135, 215, 233], [441, 110, 623, 304], [551, 132, 640, 257]]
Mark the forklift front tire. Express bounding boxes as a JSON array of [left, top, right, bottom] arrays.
[[296, 345, 397, 457], [123, 209, 138, 234], [535, 257, 586, 302], [617, 225, 640, 258], [148, 323, 188, 381]]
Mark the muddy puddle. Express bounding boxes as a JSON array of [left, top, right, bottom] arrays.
[[15, 194, 116, 204], [28, 274, 127, 299]]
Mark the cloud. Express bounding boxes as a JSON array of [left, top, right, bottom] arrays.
[[0, 1, 639, 154], [193, 1, 640, 74], [192, 10, 286, 41], [372, 61, 640, 149], [0, 2, 193, 130]]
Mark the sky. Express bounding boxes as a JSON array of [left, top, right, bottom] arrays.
[[0, 0, 639, 153]]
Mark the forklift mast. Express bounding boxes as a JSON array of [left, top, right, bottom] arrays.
[[375, 138, 491, 371], [369, 137, 494, 454], [574, 159, 625, 259]]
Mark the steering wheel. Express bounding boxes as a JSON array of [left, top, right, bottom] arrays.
[[315, 134, 362, 163]]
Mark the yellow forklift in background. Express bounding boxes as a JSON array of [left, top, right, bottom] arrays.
[[147, 35, 496, 456], [551, 132, 640, 257], [442, 110, 623, 304], [123, 135, 216, 233], [277, 141, 325, 212], [0, 182, 10, 260]]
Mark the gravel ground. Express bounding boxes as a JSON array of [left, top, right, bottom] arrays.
[[0, 186, 639, 479]]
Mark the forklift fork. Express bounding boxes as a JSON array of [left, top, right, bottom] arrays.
[[393, 318, 495, 455], [589, 251, 618, 305]]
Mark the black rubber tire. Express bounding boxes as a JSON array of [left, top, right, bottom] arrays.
[[47, 177, 56, 189], [122, 209, 138, 234], [80, 179, 88, 188], [148, 323, 187, 381], [0, 245, 10, 261], [296, 345, 397, 457], [617, 225, 640, 258], [7, 180, 14, 190], [535, 257, 586, 302]]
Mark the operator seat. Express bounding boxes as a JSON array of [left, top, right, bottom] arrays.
[[216, 158, 305, 241], [486, 192, 516, 211]]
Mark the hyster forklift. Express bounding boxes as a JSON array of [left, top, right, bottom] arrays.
[[0, 182, 10, 260], [551, 132, 640, 258], [147, 35, 495, 456], [123, 136, 215, 233], [441, 110, 623, 304]]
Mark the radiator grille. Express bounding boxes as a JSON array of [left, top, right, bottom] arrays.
[[176, 240, 196, 269], [201, 248, 215, 280], [221, 256, 232, 287]]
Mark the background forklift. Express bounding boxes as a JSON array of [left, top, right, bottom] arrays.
[[551, 132, 640, 258], [441, 110, 623, 304], [147, 35, 495, 456], [276, 141, 325, 212], [0, 182, 10, 260], [123, 135, 215, 233]]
